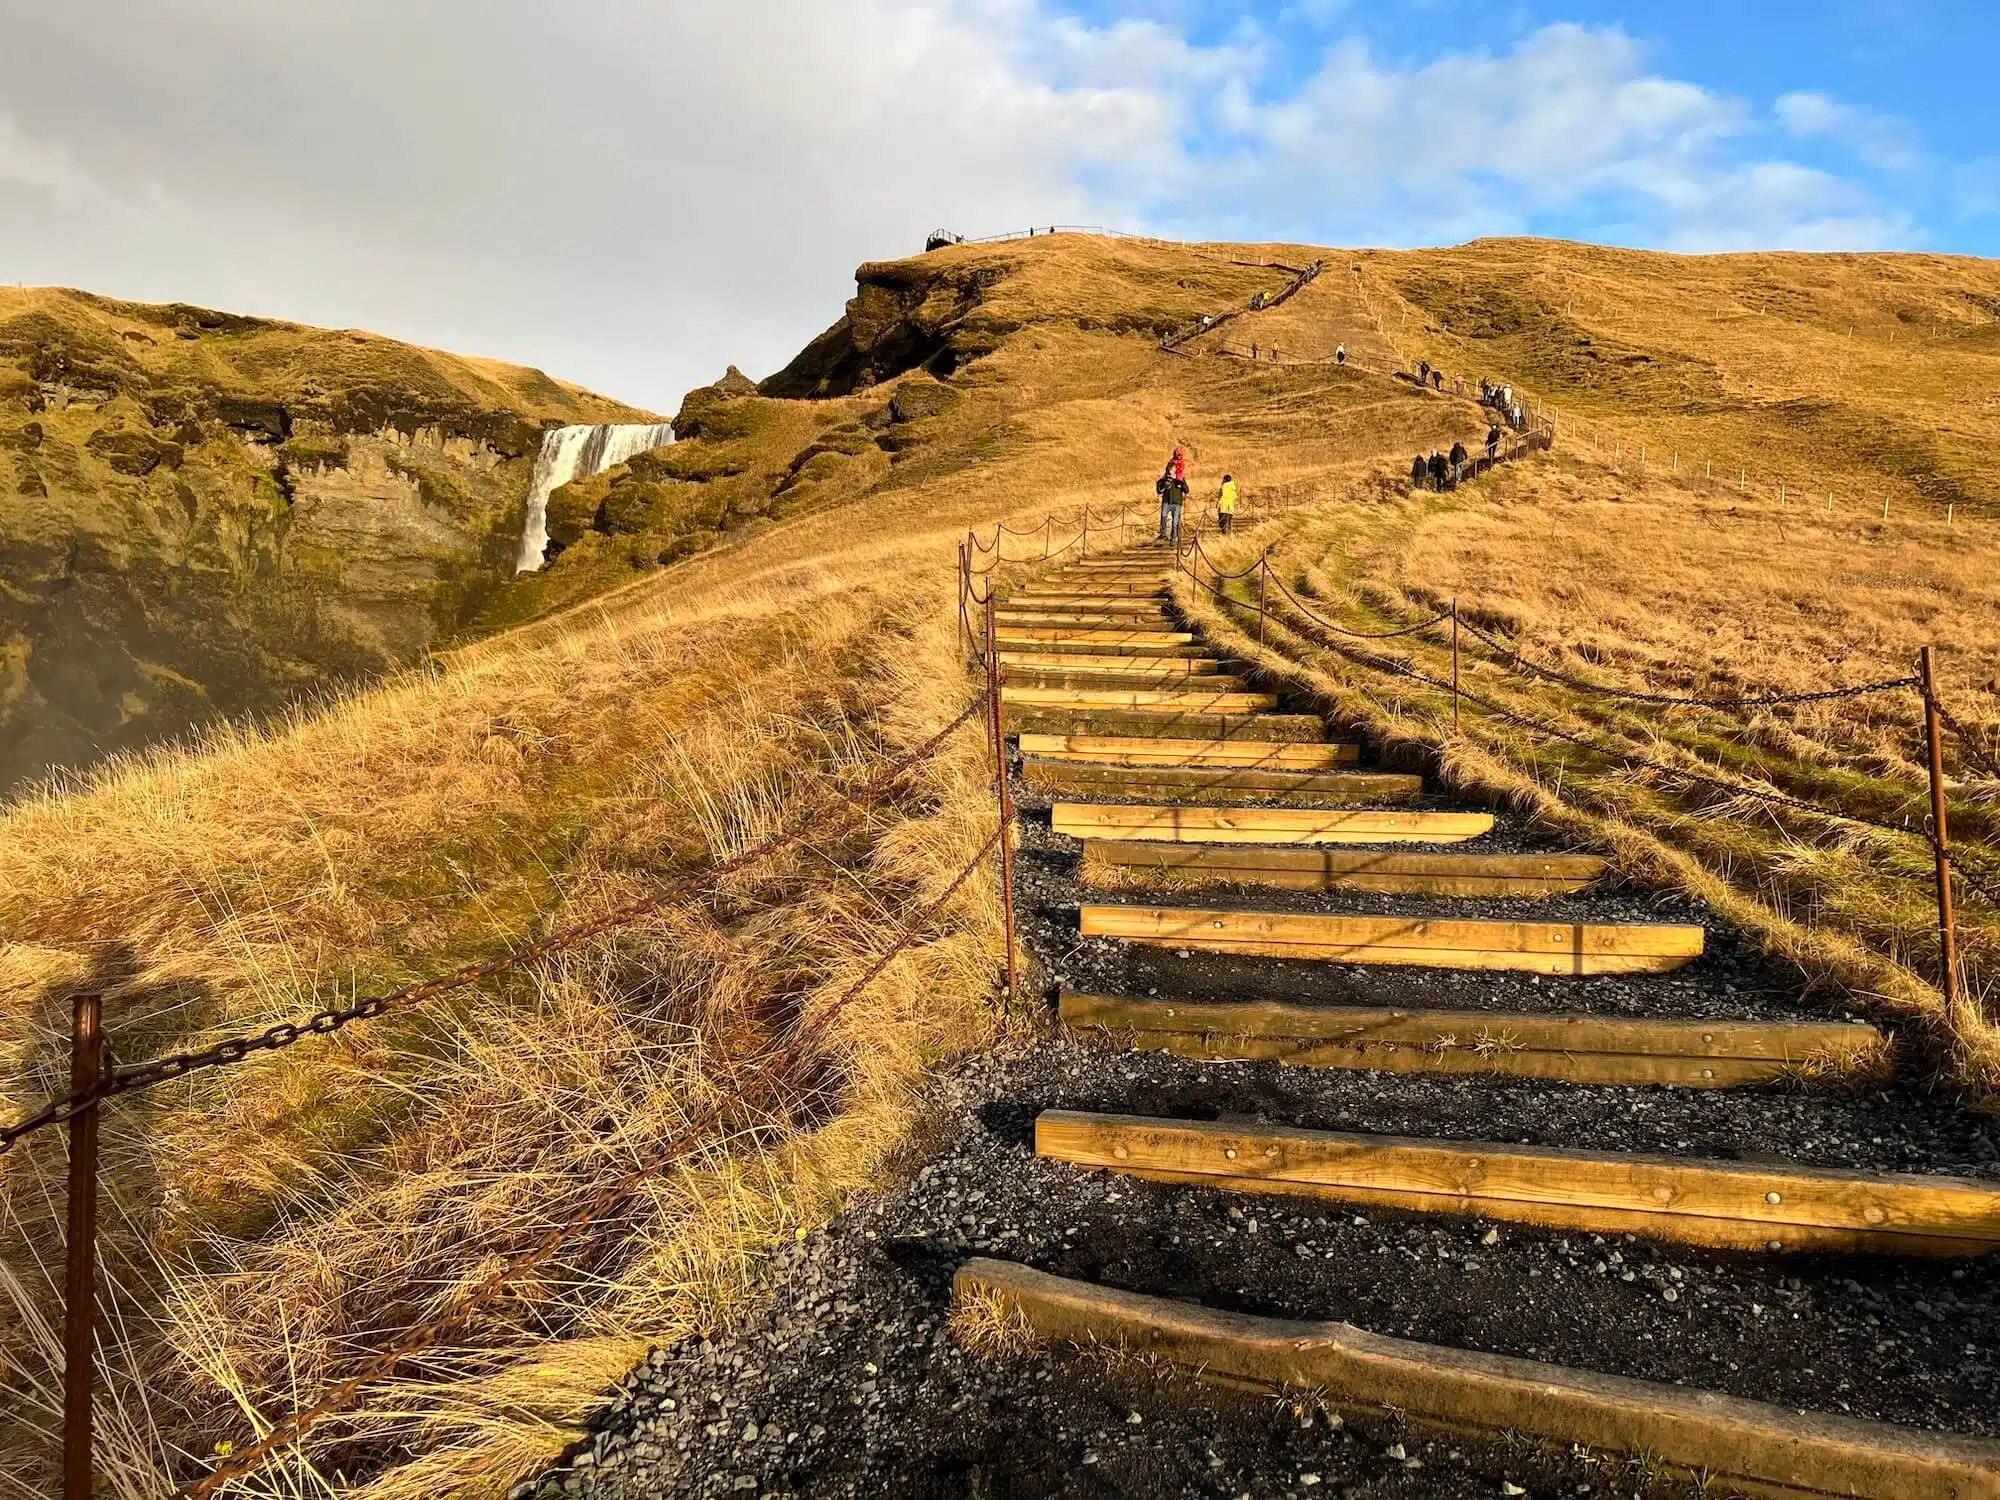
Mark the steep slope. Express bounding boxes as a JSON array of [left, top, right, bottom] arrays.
[[0, 287, 652, 795]]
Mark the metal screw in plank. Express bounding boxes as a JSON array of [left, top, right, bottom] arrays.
[[64, 992, 103, 1500]]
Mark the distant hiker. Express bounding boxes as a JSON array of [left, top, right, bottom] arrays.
[[1509, 401, 1524, 430], [1418, 359, 1431, 386], [1501, 384, 1513, 408], [1432, 369, 1444, 392], [1155, 469, 1177, 542], [1486, 424, 1501, 462], [1449, 440, 1468, 484], [1429, 451, 1448, 490], [1218, 474, 1239, 533], [1169, 446, 1188, 484], [1250, 343, 1259, 360], [1411, 455, 1429, 492], [1335, 344, 1347, 366]]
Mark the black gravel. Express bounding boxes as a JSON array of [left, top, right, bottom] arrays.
[[523, 625, 2000, 1500]]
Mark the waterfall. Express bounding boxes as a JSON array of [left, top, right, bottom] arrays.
[[513, 421, 675, 573]]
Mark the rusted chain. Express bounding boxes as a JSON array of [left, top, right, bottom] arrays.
[[0, 694, 992, 1159], [1261, 569, 1456, 640], [1935, 693, 2000, 782], [184, 825, 1002, 1498], [1455, 616, 1920, 709]]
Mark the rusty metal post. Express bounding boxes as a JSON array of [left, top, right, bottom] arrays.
[[1452, 600, 1462, 734], [1081, 509, 1090, 559], [1919, 648, 1966, 1031], [956, 540, 968, 664], [983, 594, 1021, 1003], [1257, 559, 1268, 645], [64, 991, 103, 1500]]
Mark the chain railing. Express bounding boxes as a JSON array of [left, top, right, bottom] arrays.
[[1168, 485, 1995, 1035], [11, 670, 1011, 1499]]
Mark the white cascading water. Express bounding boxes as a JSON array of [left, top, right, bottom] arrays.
[[513, 421, 676, 573]]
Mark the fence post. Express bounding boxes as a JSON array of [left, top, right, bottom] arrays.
[[1081, 510, 1090, 559], [983, 595, 1020, 1004], [64, 991, 103, 1500], [956, 541, 968, 664], [1452, 600, 1461, 735], [1257, 559, 1268, 646], [1919, 648, 1966, 1034]]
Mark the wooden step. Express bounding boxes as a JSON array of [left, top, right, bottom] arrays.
[[1058, 991, 1891, 1088], [1007, 709, 1327, 741], [1008, 671, 1250, 694], [1080, 905, 1705, 974], [1082, 844, 1606, 896], [1006, 687, 1278, 712], [1053, 805, 1491, 845], [1029, 761, 1420, 806], [954, 1260, 2000, 1500], [1034, 1111, 2000, 1254], [1005, 595, 1166, 613], [996, 630, 1197, 656], [1016, 581, 1169, 596], [999, 654, 1223, 676], [1019, 735, 1357, 768], [996, 612, 1176, 630]]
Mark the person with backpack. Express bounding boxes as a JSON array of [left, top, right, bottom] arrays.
[[1335, 344, 1347, 366], [1410, 455, 1428, 492], [1418, 359, 1430, 387], [1486, 424, 1501, 463], [1217, 473, 1238, 534], [1449, 440, 1468, 485], [1428, 451, 1448, 491]]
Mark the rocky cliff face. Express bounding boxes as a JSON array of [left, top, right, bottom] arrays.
[[0, 288, 650, 795]]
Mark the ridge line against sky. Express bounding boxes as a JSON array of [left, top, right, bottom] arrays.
[[1, 0, 1994, 413]]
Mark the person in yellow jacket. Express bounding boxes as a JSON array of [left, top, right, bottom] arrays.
[[1217, 474, 1239, 534]]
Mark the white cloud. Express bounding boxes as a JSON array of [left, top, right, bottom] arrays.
[[0, 6, 1929, 413], [1774, 90, 1924, 174]]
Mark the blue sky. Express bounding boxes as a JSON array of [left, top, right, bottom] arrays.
[[1028, 0, 2000, 254], [4, 2, 1995, 411]]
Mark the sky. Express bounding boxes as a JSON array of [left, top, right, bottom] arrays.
[[1, 1, 1995, 414]]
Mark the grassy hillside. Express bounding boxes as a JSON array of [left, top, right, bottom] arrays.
[[0, 233, 1996, 1497], [0, 288, 652, 796]]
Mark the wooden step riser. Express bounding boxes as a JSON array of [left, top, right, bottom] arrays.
[[1018, 734, 1358, 769], [1005, 598, 1167, 613], [1035, 1112, 2000, 1255], [1081, 843, 1604, 896], [1008, 673, 1250, 694], [1055, 807, 1492, 845], [998, 617, 1178, 632], [999, 655, 1224, 675], [1029, 764, 1422, 806], [1081, 906, 1704, 976], [1006, 711, 1324, 742], [997, 629, 1194, 646], [999, 642, 1200, 659], [1008, 690, 1277, 712], [1013, 590, 1168, 603], [953, 1261, 2000, 1500], [1059, 995, 1890, 1088]]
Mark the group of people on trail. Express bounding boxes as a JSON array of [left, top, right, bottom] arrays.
[[1154, 446, 1237, 542], [1409, 425, 1503, 493], [1479, 378, 1526, 431]]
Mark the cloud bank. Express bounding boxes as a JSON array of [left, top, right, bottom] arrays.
[[0, 2, 1935, 411]]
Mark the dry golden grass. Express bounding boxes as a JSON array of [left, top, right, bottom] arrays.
[[4, 230, 1998, 1494]]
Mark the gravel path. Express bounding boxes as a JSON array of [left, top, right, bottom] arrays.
[[519, 571, 2000, 1500]]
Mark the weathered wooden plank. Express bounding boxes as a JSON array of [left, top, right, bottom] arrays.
[[997, 637, 1199, 659], [1005, 595, 1166, 612], [1006, 687, 1278, 711], [1079, 905, 1705, 973], [1006, 709, 1326, 741], [996, 660, 1216, 680], [1034, 1111, 2000, 1254], [1017, 734, 1357, 768], [954, 1259, 2000, 1499], [1006, 671, 1249, 695], [1053, 805, 1491, 845], [1027, 761, 1421, 806], [1083, 843, 1605, 895], [1058, 992, 1890, 1087]]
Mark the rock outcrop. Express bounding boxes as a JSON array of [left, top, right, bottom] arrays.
[[0, 287, 652, 796]]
